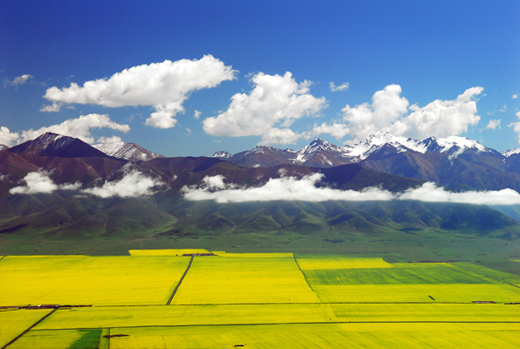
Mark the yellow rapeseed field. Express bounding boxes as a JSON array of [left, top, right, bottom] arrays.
[[4, 253, 520, 348], [129, 249, 210, 256], [0, 256, 190, 306], [296, 255, 393, 270], [105, 323, 520, 349], [9, 329, 109, 349], [0, 309, 52, 348], [170, 256, 320, 304]]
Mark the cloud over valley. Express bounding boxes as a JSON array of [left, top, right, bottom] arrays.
[[183, 174, 520, 206]]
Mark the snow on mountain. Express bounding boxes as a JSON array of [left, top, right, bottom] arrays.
[[502, 148, 520, 157], [93, 142, 163, 161], [342, 132, 492, 161], [212, 151, 232, 158], [292, 138, 344, 164], [215, 132, 497, 168], [0, 144, 9, 151]]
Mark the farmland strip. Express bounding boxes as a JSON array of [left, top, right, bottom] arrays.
[[166, 256, 194, 305], [456, 264, 520, 290], [26, 320, 520, 332], [1, 308, 57, 349]]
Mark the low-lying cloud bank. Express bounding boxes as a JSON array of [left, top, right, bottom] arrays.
[[182, 174, 520, 205], [9, 170, 160, 198], [9, 171, 81, 195], [81, 170, 160, 198]]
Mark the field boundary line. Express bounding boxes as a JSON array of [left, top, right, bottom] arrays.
[[293, 254, 317, 294], [1, 308, 58, 349], [456, 263, 520, 290], [0, 256, 5, 262], [166, 255, 194, 305]]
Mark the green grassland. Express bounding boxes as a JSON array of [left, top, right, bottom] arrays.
[[2, 252, 520, 348]]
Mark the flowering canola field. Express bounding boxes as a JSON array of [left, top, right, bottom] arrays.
[[1, 250, 520, 348]]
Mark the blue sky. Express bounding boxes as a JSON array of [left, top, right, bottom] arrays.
[[1, 0, 519, 157]]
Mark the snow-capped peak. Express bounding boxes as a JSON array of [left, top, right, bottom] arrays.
[[93, 142, 162, 161], [34, 132, 70, 149], [502, 148, 520, 157], [340, 132, 490, 160], [293, 138, 343, 163]]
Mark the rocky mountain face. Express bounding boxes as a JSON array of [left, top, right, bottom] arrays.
[[93, 142, 164, 162]]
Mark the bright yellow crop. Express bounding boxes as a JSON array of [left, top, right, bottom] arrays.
[[0, 256, 190, 306], [171, 256, 320, 304], [129, 249, 210, 256], [296, 255, 393, 270], [0, 309, 52, 348]]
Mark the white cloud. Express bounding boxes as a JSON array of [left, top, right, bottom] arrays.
[[0, 126, 20, 146], [513, 94, 518, 99], [183, 175, 520, 206], [486, 119, 501, 130], [1, 114, 129, 146], [96, 135, 123, 144], [40, 102, 63, 113], [18, 114, 130, 145], [500, 105, 507, 112], [329, 81, 349, 92], [508, 111, 520, 144], [203, 72, 327, 145], [183, 173, 395, 203], [193, 110, 202, 119], [9, 171, 80, 195], [41, 55, 236, 129], [81, 170, 160, 198], [342, 84, 409, 141], [341, 85, 483, 141], [399, 182, 520, 205], [390, 86, 483, 139], [304, 122, 350, 140], [4, 74, 33, 87]]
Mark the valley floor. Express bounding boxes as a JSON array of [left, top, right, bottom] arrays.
[[1, 251, 520, 348]]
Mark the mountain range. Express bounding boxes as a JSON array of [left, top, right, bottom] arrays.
[[213, 133, 520, 192], [1, 132, 520, 256]]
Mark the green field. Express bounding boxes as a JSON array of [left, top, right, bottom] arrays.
[[1, 251, 520, 348]]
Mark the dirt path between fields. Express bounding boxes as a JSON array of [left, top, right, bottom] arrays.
[[166, 256, 194, 305], [1, 308, 57, 349]]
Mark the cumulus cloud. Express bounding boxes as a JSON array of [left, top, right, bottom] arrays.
[[203, 72, 327, 145], [513, 94, 518, 99], [9, 171, 80, 195], [1, 114, 129, 146], [508, 111, 520, 144], [4, 74, 33, 88], [183, 175, 520, 206], [389, 86, 483, 139], [81, 170, 160, 198], [41, 55, 236, 129], [329, 81, 349, 92], [96, 135, 123, 144], [193, 110, 202, 119], [304, 122, 350, 140], [342, 84, 409, 141], [0, 126, 20, 146], [340, 85, 483, 141], [486, 119, 501, 130]]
